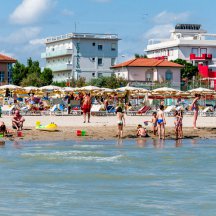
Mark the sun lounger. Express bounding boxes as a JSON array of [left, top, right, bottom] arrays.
[[91, 104, 106, 116], [137, 106, 151, 115], [200, 107, 214, 117], [1, 105, 15, 116]]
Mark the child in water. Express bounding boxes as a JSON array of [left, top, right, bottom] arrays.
[[156, 105, 166, 139], [144, 112, 158, 136], [116, 106, 126, 138], [137, 124, 148, 137], [174, 110, 183, 139]]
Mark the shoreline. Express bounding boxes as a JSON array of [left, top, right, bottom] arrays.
[[3, 126, 216, 142]]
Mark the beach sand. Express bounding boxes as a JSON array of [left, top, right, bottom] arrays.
[[1, 115, 216, 141]]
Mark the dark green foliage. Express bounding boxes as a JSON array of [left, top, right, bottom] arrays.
[[172, 59, 198, 79]]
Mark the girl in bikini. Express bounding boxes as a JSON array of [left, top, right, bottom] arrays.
[[156, 105, 166, 139], [116, 106, 126, 138]]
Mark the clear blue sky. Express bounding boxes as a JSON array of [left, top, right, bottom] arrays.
[[0, 0, 215, 66]]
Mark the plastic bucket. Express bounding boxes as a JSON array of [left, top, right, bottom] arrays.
[[17, 131, 23, 137], [81, 130, 86, 136], [76, 130, 82, 136]]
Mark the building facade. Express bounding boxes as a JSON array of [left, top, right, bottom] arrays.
[[111, 58, 183, 89], [145, 24, 216, 89], [41, 33, 119, 82], [0, 54, 16, 85]]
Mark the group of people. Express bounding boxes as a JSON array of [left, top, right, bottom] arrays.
[[0, 110, 25, 137], [115, 93, 202, 140]]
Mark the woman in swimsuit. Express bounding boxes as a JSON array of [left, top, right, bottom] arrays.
[[156, 105, 166, 139], [174, 111, 183, 139], [191, 94, 201, 129], [116, 106, 126, 138]]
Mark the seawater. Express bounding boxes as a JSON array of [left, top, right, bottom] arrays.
[[0, 139, 216, 216]]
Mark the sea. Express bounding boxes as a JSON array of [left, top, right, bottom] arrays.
[[0, 138, 216, 216]]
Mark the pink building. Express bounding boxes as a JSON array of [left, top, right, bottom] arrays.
[[111, 58, 183, 89]]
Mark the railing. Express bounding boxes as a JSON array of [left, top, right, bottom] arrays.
[[190, 53, 212, 60], [46, 64, 73, 71], [41, 49, 73, 58]]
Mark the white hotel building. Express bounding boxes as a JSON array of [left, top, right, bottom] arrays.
[[145, 24, 216, 89], [41, 33, 119, 82]]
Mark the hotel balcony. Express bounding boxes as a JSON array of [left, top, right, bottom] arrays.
[[41, 49, 73, 59], [190, 53, 212, 61], [46, 63, 73, 72]]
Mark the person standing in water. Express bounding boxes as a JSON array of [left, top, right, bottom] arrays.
[[157, 105, 166, 139], [191, 94, 201, 129], [116, 107, 126, 138], [82, 93, 92, 123]]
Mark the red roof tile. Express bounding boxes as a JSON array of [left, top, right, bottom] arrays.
[[112, 58, 183, 68], [0, 53, 16, 63]]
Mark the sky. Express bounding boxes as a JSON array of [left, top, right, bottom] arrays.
[[1, 0, 216, 66]]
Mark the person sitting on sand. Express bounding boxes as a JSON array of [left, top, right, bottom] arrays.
[[157, 105, 166, 139], [116, 106, 126, 138], [12, 110, 25, 131], [137, 124, 148, 137]]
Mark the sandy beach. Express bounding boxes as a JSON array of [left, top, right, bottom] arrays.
[[1, 115, 215, 141]]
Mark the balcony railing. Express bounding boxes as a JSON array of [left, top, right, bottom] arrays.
[[190, 53, 212, 60], [41, 49, 73, 58], [46, 63, 73, 71]]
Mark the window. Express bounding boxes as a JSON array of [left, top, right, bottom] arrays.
[[98, 58, 103, 66], [0, 71, 4, 82], [92, 42, 95, 46], [111, 58, 115, 66], [191, 48, 198, 56], [165, 71, 173, 81], [98, 73, 102, 77], [200, 48, 207, 55], [98, 45, 103, 50], [146, 72, 152, 81], [111, 43, 116, 51], [92, 73, 95, 77]]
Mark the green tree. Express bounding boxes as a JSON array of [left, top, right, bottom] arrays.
[[134, 53, 148, 58], [40, 68, 53, 86], [76, 77, 86, 87], [172, 59, 198, 79], [12, 62, 28, 85], [21, 73, 43, 87]]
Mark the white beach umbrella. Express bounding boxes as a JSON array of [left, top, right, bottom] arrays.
[[79, 86, 101, 91], [62, 87, 77, 92], [152, 87, 180, 94], [0, 84, 23, 90], [101, 87, 115, 93], [187, 87, 215, 95], [116, 86, 148, 93], [23, 86, 40, 91], [39, 85, 62, 91]]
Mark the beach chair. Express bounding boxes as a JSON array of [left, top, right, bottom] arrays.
[[49, 105, 58, 115], [200, 107, 213, 117], [137, 106, 151, 115], [1, 105, 15, 116], [106, 105, 116, 115], [91, 104, 106, 116], [164, 105, 176, 116]]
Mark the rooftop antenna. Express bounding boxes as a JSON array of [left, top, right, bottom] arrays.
[[74, 22, 77, 33]]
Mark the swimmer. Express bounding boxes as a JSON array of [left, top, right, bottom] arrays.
[[116, 106, 126, 138], [156, 105, 166, 139]]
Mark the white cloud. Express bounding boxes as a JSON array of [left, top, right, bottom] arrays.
[[153, 11, 190, 25], [144, 24, 173, 39], [29, 38, 45, 45], [10, 0, 55, 25], [144, 11, 190, 40], [61, 9, 74, 17]]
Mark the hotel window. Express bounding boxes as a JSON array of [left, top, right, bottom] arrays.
[[191, 48, 199, 56], [146, 71, 152, 81], [98, 58, 103, 66], [111, 58, 115, 66], [111, 43, 116, 51], [98, 73, 102, 77], [98, 45, 103, 50], [165, 71, 173, 81], [200, 48, 207, 55], [0, 71, 4, 82]]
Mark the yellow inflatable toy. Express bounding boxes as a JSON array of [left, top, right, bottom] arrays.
[[35, 121, 58, 131]]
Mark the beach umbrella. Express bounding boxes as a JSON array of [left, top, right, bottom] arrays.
[[0, 84, 23, 90], [79, 86, 101, 91], [116, 86, 148, 93], [23, 86, 40, 92], [62, 87, 77, 92], [152, 87, 180, 94], [187, 87, 215, 95], [101, 88, 115, 93], [39, 85, 62, 91]]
